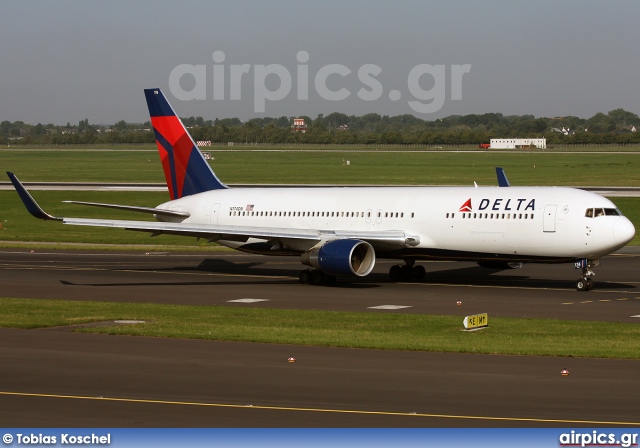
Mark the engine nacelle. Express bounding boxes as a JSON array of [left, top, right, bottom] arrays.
[[477, 261, 523, 269], [301, 239, 376, 277]]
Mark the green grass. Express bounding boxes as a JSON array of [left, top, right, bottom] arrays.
[[1, 298, 639, 359], [2, 148, 640, 186]]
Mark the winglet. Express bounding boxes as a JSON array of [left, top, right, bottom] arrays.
[[496, 167, 510, 187], [6, 172, 61, 221]]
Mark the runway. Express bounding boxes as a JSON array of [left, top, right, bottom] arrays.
[[0, 249, 639, 427]]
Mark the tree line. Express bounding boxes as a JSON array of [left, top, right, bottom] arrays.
[[2, 108, 640, 146]]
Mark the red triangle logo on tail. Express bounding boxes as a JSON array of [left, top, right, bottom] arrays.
[[459, 198, 472, 212]]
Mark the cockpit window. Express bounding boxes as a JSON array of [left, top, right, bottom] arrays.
[[585, 208, 621, 218], [605, 208, 621, 216]]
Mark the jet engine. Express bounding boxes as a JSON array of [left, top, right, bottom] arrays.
[[301, 239, 375, 277]]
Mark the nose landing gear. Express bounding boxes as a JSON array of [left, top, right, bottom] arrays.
[[575, 258, 599, 291]]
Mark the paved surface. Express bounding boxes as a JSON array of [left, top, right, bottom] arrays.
[[1, 249, 638, 321], [0, 249, 639, 427]]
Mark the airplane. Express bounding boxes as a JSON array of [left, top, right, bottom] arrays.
[[7, 88, 636, 291]]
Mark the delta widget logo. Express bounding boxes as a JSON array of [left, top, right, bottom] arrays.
[[459, 199, 472, 212]]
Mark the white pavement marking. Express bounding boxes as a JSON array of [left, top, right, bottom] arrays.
[[368, 305, 413, 310], [227, 298, 270, 303]]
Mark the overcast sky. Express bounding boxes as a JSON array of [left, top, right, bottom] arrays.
[[1, 0, 638, 125]]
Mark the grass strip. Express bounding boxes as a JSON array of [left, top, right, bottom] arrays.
[[2, 298, 639, 359], [2, 150, 640, 186]]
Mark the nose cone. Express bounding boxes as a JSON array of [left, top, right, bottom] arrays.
[[614, 218, 635, 245]]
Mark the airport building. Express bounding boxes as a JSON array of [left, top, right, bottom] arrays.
[[291, 118, 307, 133], [490, 138, 546, 149]]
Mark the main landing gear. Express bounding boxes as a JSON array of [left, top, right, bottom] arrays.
[[575, 258, 599, 291], [299, 269, 336, 286], [389, 260, 426, 282]]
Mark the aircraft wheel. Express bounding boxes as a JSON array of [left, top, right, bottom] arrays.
[[299, 269, 312, 284], [400, 265, 414, 280], [586, 278, 594, 291], [324, 275, 337, 286], [389, 265, 401, 282], [310, 269, 324, 285], [576, 278, 589, 291], [413, 265, 426, 280]]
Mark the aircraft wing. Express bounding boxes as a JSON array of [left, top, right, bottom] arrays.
[[7, 172, 416, 249], [61, 217, 415, 247]]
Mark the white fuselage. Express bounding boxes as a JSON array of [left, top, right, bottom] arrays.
[[156, 185, 635, 263]]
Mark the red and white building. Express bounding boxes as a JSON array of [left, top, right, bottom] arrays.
[[291, 118, 307, 133]]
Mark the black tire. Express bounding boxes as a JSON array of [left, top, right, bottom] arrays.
[[310, 269, 324, 285], [400, 265, 413, 280], [586, 278, 594, 290], [299, 269, 311, 284], [324, 275, 337, 286], [413, 265, 426, 280], [576, 278, 589, 291], [389, 265, 401, 281]]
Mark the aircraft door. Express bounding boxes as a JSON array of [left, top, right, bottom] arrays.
[[543, 204, 557, 233], [210, 203, 220, 224], [204, 202, 220, 224]]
